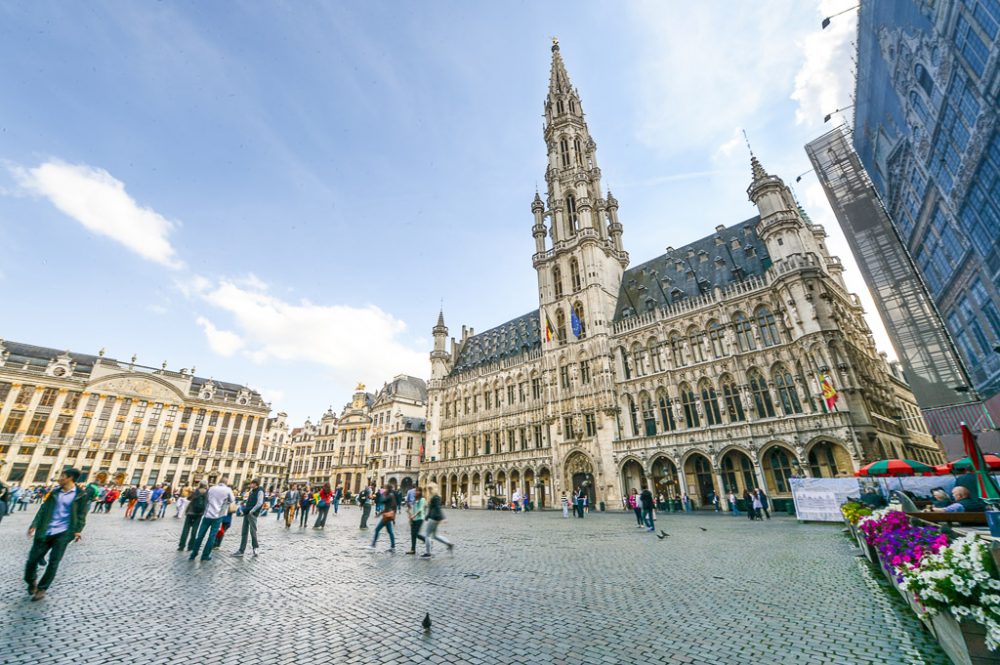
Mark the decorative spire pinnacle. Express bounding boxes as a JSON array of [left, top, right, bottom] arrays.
[[436, 308, 445, 329], [750, 154, 768, 182], [548, 39, 573, 97]]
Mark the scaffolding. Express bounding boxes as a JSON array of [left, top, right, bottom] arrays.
[[806, 126, 984, 432]]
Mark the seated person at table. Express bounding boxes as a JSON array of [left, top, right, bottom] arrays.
[[859, 487, 887, 509], [930, 488, 952, 508], [931, 486, 986, 513]]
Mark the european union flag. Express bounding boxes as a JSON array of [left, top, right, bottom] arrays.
[[571, 308, 582, 338]]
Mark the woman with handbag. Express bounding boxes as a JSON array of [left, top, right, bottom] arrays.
[[313, 483, 333, 529], [368, 486, 396, 551]]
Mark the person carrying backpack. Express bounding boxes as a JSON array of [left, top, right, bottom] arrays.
[[178, 482, 207, 552]]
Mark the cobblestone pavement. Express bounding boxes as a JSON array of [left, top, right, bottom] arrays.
[[0, 505, 946, 665]]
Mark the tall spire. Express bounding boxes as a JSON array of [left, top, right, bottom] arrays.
[[548, 37, 573, 98], [750, 153, 768, 182]]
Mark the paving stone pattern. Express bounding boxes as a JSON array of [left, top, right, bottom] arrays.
[[0, 506, 947, 664]]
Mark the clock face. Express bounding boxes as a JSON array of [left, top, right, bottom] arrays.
[[52, 366, 67, 377]]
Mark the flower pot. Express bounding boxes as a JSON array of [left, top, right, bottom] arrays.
[[931, 611, 1000, 665], [857, 531, 878, 563]]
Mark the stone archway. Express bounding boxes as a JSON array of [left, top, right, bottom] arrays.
[[538, 467, 551, 508], [564, 451, 595, 507], [683, 452, 717, 509], [496, 470, 507, 499], [459, 473, 469, 504], [620, 458, 646, 498], [449, 474, 459, 505], [650, 456, 680, 499], [720, 448, 756, 495], [471, 472, 482, 507], [806, 440, 852, 478], [509, 469, 521, 505], [523, 468, 535, 505], [761, 444, 797, 496]]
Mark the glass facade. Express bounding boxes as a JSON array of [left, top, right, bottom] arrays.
[[853, 0, 1000, 402]]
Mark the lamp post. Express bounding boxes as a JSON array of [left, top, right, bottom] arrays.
[[821, 4, 860, 29], [824, 104, 855, 123]]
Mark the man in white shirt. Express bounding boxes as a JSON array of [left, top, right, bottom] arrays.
[[511, 489, 521, 512], [187, 477, 235, 562]]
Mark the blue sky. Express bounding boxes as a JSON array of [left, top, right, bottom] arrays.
[[0, 0, 873, 424]]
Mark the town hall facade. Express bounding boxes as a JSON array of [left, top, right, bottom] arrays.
[[420, 42, 942, 511]]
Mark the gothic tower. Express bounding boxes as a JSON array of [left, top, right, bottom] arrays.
[[533, 39, 628, 345], [533, 39, 629, 507]]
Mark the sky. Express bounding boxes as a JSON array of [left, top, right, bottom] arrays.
[[0, 0, 878, 425]]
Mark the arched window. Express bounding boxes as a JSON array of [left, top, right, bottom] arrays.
[[708, 321, 725, 358], [680, 383, 700, 428], [808, 441, 842, 477], [766, 447, 794, 493], [670, 332, 685, 366], [909, 91, 929, 123], [572, 301, 586, 339], [648, 339, 662, 373], [915, 64, 933, 96], [559, 138, 569, 166], [757, 307, 781, 347], [568, 99, 576, 114], [553, 266, 563, 299], [700, 380, 722, 426], [657, 390, 677, 431], [733, 313, 756, 352], [566, 195, 578, 233], [619, 346, 631, 380], [627, 395, 640, 436], [641, 392, 656, 436], [631, 342, 646, 377], [774, 366, 803, 415], [573, 137, 583, 165], [688, 326, 706, 363], [749, 369, 776, 418], [720, 376, 745, 422], [570, 258, 582, 291], [555, 308, 567, 344]]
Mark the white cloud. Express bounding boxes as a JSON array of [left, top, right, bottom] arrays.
[[790, 0, 858, 127], [188, 276, 428, 384], [626, 1, 807, 154], [12, 160, 183, 268], [714, 128, 745, 161], [196, 316, 246, 357]]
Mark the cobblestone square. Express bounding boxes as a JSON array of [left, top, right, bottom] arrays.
[[0, 506, 945, 665]]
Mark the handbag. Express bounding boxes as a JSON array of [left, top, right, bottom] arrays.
[[228, 501, 238, 514], [381, 510, 395, 522]]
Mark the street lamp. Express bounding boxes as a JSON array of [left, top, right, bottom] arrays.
[[822, 4, 860, 29], [824, 105, 855, 122]]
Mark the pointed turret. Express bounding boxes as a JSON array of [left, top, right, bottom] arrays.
[[430, 309, 450, 380], [747, 151, 815, 266]]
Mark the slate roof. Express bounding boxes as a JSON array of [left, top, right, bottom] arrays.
[[0, 339, 262, 402], [613, 216, 771, 320], [401, 417, 427, 433], [450, 310, 542, 376], [375, 375, 428, 404]]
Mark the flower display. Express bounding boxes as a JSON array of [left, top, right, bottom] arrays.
[[901, 535, 1000, 651], [840, 501, 872, 525], [858, 508, 947, 579]]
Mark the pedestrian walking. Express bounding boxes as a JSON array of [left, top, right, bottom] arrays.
[[629, 488, 642, 528], [298, 487, 312, 528], [132, 486, 150, 520], [158, 485, 172, 519], [369, 486, 396, 551], [406, 486, 427, 555], [358, 485, 373, 529], [188, 477, 235, 562], [755, 488, 771, 520], [0, 480, 10, 526], [640, 488, 655, 532], [561, 492, 569, 518], [178, 482, 207, 552], [728, 491, 740, 516], [750, 490, 763, 521], [573, 487, 586, 518], [313, 483, 333, 529], [124, 486, 138, 518], [24, 468, 91, 601], [146, 484, 164, 521], [333, 485, 342, 515], [282, 485, 300, 528], [174, 487, 188, 518], [232, 479, 264, 557], [422, 484, 453, 558]]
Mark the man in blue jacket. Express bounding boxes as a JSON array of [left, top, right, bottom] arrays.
[[25, 468, 91, 601]]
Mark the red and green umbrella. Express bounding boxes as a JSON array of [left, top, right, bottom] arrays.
[[946, 454, 1000, 473], [960, 422, 1000, 502], [854, 459, 938, 477]]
